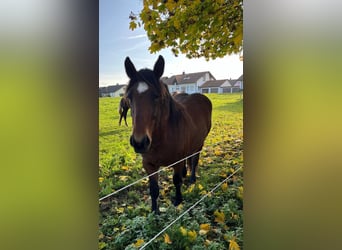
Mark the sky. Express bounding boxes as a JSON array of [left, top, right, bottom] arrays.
[[99, 0, 243, 87]]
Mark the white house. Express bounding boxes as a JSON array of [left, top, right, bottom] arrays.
[[199, 79, 231, 94], [99, 84, 126, 97], [162, 71, 216, 94]]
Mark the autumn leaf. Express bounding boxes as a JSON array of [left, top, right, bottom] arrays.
[[129, 21, 137, 30], [163, 233, 172, 244], [205, 239, 212, 246], [187, 230, 197, 242], [199, 223, 210, 235], [116, 207, 124, 214], [179, 226, 187, 236], [119, 175, 129, 182], [237, 186, 243, 199], [221, 182, 228, 192], [197, 184, 204, 190], [187, 184, 195, 193], [214, 210, 225, 224], [134, 238, 145, 248], [121, 165, 129, 171], [229, 237, 240, 250], [200, 223, 210, 231], [176, 203, 184, 211], [99, 177, 104, 183]]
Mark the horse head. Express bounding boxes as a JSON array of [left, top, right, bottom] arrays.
[[124, 55, 169, 153]]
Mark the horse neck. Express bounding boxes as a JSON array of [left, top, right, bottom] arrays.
[[154, 95, 183, 135]]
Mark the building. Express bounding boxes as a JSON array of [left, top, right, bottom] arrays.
[[99, 84, 126, 97], [162, 71, 216, 94]]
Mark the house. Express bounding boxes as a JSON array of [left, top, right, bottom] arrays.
[[235, 75, 243, 90], [221, 75, 243, 93], [99, 84, 127, 97], [162, 71, 216, 94], [199, 79, 231, 94]]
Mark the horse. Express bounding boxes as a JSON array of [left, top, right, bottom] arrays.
[[118, 96, 130, 126], [124, 55, 212, 213]]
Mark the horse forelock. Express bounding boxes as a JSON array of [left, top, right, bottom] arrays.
[[126, 69, 163, 97]]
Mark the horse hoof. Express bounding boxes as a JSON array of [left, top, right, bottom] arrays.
[[189, 177, 196, 184], [173, 198, 183, 207], [152, 209, 160, 215]]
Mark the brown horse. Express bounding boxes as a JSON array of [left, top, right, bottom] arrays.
[[118, 96, 130, 126], [124, 55, 212, 213]]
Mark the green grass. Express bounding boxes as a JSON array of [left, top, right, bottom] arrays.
[[99, 93, 243, 250]]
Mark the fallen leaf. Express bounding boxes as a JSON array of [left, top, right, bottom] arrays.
[[164, 233, 172, 244], [204, 239, 212, 246], [221, 182, 228, 192], [134, 238, 144, 248], [187, 230, 197, 242], [119, 175, 129, 182], [121, 166, 129, 171], [200, 223, 210, 231], [229, 237, 240, 250], [214, 210, 225, 224], [116, 207, 124, 214], [180, 226, 187, 236]]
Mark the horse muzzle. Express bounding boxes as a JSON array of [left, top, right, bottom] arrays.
[[130, 134, 151, 153]]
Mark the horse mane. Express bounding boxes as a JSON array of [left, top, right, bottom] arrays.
[[160, 82, 183, 125]]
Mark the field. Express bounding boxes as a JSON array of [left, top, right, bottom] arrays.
[[99, 93, 243, 250]]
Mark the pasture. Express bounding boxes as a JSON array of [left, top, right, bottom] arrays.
[[99, 93, 243, 249]]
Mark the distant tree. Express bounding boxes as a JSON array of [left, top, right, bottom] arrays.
[[129, 0, 243, 60]]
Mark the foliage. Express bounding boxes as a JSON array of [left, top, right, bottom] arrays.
[[129, 0, 243, 60], [99, 93, 243, 249]]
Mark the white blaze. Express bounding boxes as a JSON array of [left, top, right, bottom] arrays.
[[137, 82, 149, 94]]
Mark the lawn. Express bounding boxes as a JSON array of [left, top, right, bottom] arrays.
[[99, 93, 243, 250]]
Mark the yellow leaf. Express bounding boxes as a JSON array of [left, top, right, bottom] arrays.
[[237, 186, 243, 199], [121, 166, 129, 171], [179, 226, 187, 236], [200, 190, 207, 195], [200, 223, 210, 231], [99, 177, 104, 183], [220, 172, 227, 178], [176, 204, 184, 211], [129, 21, 137, 30], [205, 239, 212, 246], [119, 175, 129, 182], [221, 182, 228, 192], [229, 238, 240, 250], [116, 207, 124, 214], [188, 184, 195, 193], [187, 230, 197, 242], [214, 149, 222, 156], [197, 184, 204, 190], [163, 233, 172, 244], [214, 210, 225, 224], [134, 239, 145, 248]]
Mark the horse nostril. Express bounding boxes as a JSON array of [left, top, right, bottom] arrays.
[[130, 135, 151, 153]]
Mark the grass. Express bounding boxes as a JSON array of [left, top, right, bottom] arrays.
[[99, 93, 243, 250]]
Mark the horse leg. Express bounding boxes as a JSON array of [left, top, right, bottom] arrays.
[[149, 175, 159, 213], [182, 160, 187, 178], [173, 164, 183, 206], [123, 108, 128, 126], [189, 154, 200, 183], [119, 112, 123, 126], [144, 163, 160, 213]]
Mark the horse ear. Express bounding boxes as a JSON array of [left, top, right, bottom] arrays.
[[153, 55, 165, 79], [125, 57, 137, 79]]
